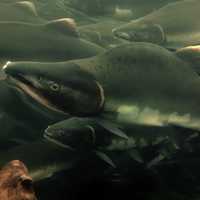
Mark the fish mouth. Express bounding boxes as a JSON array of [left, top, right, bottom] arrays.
[[6, 73, 68, 116], [44, 128, 75, 151], [112, 29, 132, 41]]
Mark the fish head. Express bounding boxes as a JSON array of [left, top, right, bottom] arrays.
[[44, 118, 96, 151], [3, 61, 104, 116], [113, 22, 166, 45]]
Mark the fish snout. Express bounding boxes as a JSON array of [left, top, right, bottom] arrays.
[[44, 126, 57, 138], [2, 61, 12, 74], [2, 61, 25, 79]]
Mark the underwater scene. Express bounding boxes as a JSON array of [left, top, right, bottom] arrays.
[[0, 0, 200, 199]]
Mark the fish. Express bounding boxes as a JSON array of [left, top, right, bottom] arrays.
[[44, 116, 197, 168], [78, 19, 128, 49], [32, 0, 96, 25], [3, 42, 200, 144], [0, 77, 69, 146], [3, 60, 104, 117], [44, 117, 129, 151], [0, 160, 37, 200], [0, 18, 104, 64], [0, 141, 83, 181], [113, 0, 200, 49], [175, 45, 200, 75], [0, 25, 97, 145], [4, 42, 200, 129]]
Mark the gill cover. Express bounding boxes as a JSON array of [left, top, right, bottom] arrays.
[[61, 78, 105, 116]]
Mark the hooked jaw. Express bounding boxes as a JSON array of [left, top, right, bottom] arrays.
[[2, 61, 105, 116], [2, 61, 69, 115]]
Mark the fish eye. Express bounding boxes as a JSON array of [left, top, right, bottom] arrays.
[[50, 82, 60, 91]]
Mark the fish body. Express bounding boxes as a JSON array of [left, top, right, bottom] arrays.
[[3, 42, 200, 144], [0, 141, 82, 181], [113, 0, 200, 49]]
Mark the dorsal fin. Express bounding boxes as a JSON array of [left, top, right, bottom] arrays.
[[46, 18, 79, 37], [176, 45, 200, 75], [13, 1, 38, 17]]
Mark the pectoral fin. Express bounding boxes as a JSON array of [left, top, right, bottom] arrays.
[[95, 151, 116, 168]]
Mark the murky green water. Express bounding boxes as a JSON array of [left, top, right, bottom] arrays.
[[0, 0, 199, 200]]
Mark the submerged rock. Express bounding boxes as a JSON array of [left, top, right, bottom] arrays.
[[78, 19, 127, 48], [0, 160, 37, 200]]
